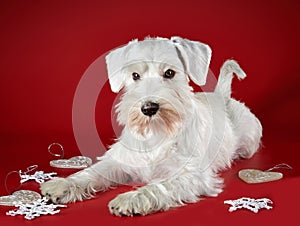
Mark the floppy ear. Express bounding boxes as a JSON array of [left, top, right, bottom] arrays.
[[171, 36, 212, 86], [105, 40, 138, 93], [105, 46, 127, 93]]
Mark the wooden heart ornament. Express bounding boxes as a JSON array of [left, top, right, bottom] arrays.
[[0, 190, 41, 206], [50, 156, 92, 169], [238, 169, 283, 184]]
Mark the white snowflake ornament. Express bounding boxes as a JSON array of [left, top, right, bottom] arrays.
[[7, 197, 66, 220], [224, 197, 273, 213], [20, 171, 57, 184]]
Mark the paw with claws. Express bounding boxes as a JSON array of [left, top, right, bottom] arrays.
[[40, 178, 75, 204], [109, 190, 157, 217]]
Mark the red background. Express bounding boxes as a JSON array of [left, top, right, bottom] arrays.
[[0, 0, 299, 225]]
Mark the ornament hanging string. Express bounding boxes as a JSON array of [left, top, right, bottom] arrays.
[[48, 143, 65, 158], [265, 163, 293, 172]]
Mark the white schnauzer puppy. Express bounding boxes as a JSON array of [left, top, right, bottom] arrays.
[[41, 37, 262, 216]]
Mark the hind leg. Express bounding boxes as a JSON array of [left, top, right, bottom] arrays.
[[227, 99, 262, 159]]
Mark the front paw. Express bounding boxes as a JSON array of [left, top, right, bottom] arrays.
[[40, 178, 76, 203], [108, 190, 155, 217]]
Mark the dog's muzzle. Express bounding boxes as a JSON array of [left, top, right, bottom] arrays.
[[141, 102, 159, 117]]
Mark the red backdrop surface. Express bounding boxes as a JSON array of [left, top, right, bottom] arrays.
[[0, 0, 299, 225]]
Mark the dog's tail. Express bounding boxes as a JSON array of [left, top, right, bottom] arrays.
[[214, 60, 246, 98]]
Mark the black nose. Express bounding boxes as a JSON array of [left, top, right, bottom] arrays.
[[141, 102, 159, 116]]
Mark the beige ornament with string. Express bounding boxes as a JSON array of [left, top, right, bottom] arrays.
[[48, 143, 92, 169], [0, 190, 41, 206], [238, 163, 292, 184]]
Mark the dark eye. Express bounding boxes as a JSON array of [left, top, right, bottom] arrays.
[[132, 72, 140, 81], [163, 69, 175, 79]]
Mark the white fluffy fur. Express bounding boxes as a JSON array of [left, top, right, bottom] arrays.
[[41, 37, 262, 216]]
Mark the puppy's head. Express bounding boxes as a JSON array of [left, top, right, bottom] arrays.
[[106, 37, 211, 137]]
